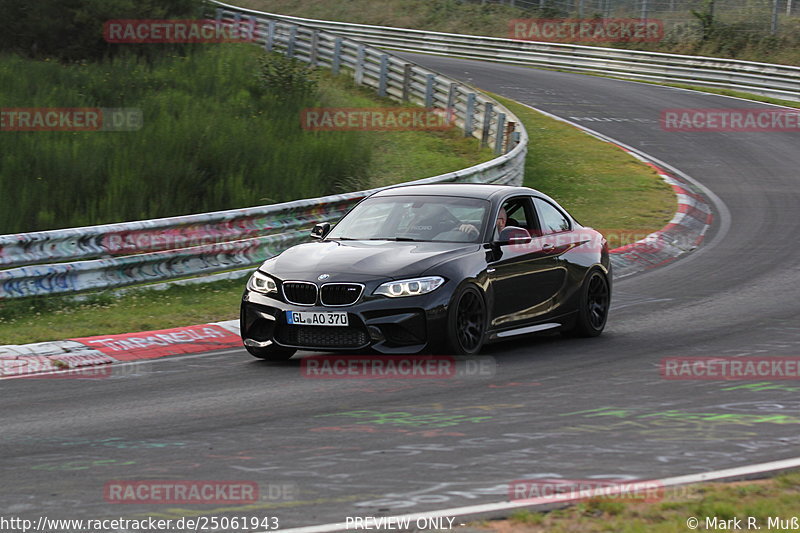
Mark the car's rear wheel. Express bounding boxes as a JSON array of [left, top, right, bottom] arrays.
[[447, 284, 487, 355], [564, 268, 610, 337], [245, 344, 296, 362]]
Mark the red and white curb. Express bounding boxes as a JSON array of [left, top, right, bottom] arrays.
[[608, 153, 713, 278], [0, 320, 240, 378]]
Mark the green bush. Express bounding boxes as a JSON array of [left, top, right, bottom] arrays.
[[258, 52, 318, 103]]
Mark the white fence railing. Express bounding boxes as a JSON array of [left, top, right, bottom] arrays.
[[0, 9, 528, 300], [213, 2, 800, 102]]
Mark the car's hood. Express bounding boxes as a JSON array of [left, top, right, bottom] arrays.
[[262, 240, 479, 282]]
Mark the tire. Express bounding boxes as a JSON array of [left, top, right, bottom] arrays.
[[245, 344, 296, 362], [446, 284, 487, 355], [564, 268, 610, 337]]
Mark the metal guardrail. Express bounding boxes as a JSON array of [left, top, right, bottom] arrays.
[[214, 3, 800, 101], [0, 11, 528, 300]]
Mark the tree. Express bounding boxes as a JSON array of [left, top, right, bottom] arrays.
[[691, 0, 716, 40]]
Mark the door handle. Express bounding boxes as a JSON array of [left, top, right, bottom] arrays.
[[542, 243, 555, 251]]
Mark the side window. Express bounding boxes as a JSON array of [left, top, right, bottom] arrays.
[[533, 198, 570, 234], [494, 197, 535, 239]]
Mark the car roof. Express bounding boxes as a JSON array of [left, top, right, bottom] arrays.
[[370, 183, 544, 201]]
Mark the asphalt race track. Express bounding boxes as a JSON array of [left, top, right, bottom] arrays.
[[3, 54, 800, 529]]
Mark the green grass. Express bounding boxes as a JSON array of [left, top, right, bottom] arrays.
[[0, 279, 246, 345], [0, 89, 675, 345], [473, 472, 800, 532], [0, 46, 365, 232], [508, 511, 544, 525], [311, 76, 495, 187], [0, 46, 492, 234]]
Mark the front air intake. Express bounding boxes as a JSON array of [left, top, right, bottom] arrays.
[[282, 281, 317, 306], [320, 283, 364, 306]]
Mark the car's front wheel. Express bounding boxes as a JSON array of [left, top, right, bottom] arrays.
[[446, 284, 487, 355], [245, 343, 296, 362], [564, 268, 610, 337]]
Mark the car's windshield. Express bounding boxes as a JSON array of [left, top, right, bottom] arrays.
[[327, 194, 490, 242]]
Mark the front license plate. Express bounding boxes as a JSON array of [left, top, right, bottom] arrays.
[[286, 311, 349, 326]]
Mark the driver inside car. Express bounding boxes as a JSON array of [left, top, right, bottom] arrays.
[[458, 206, 507, 239]]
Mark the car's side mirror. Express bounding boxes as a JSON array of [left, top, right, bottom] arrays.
[[310, 222, 331, 240], [495, 226, 531, 246]]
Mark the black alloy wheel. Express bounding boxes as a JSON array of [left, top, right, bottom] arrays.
[[448, 285, 487, 355], [564, 269, 610, 337]]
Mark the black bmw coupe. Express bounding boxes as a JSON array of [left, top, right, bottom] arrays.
[[240, 183, 611, 360]]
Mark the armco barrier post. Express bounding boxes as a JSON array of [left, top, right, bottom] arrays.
[[482, 103, 494, 147], [309, 30, 319, 66], [447, 83, 458, 112], [465, 93, 476, 137], [355, 45, 365, 85], [246, 16, 257, 42], [233, 11, 241, 39], [379, 54, 389, 97], [495, 113, 506, 155], [332, 37, 343, 75], [425, 74, 435, 108], [287, 25, 297, 58], [509, 131, 520, 153], [265, 20, 275, 52], [215, 8, 223, 32], [402, 64, 412, 101]]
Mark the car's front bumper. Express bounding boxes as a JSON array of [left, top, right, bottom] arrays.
[[240, 289, 450, 354]]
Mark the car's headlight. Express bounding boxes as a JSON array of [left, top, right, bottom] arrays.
[[247, 271, 278, 294], [374, 276, 445, 298]]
